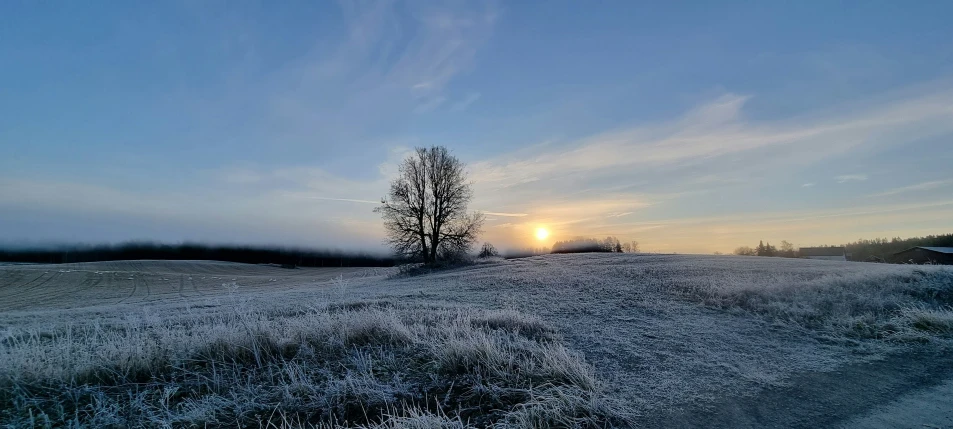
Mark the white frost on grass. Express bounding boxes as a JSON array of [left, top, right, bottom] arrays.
[[1, 254, 951, 426], [0, 301, 628, 427], [378, 254, 953, 410]]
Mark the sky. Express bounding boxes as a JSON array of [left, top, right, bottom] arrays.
[[2, 1, 953, 254]]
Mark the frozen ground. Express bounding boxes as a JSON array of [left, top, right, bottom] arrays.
[[1, 254, 951, 427], [0, 260, 386, 312]]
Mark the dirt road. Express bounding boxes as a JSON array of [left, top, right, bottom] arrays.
[[841, 377, 953, 429], [643, 347, 953, 428]]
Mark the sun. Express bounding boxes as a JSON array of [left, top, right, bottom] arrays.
[[535, 227, 549, 241]]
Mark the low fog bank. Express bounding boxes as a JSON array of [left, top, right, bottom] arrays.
[[0, 241, 395, 268]]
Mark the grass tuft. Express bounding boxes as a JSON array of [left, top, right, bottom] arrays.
[[901, 306, 953, 334]]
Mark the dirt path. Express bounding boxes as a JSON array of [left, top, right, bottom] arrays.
[[841, 376, 953, 429], [642, 347, 953, 428]]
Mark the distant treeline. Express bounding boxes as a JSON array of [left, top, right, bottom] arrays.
[[844, 234, 953, 262], [733, 240, 798, 258], [732, 233, 953, 262], [495, 237, 642, 258], [551, 237, 639, 254], [0, 242, 396, 267]]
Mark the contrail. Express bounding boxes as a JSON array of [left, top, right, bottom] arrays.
[[284, 194, 380, 204]]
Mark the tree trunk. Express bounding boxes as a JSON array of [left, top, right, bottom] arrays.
[[419, 217, 430, 263], [429, 223, 440, 263]]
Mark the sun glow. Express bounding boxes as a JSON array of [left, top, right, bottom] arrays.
[[535, 227, 549, 241]]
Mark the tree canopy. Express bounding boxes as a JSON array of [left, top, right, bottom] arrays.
[[376, 146, 484, 263]]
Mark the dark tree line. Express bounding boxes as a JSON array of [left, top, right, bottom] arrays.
[[733, 240, 797, 258], [845, 234, 953, 262], [0, 242, 395, 267], [733, 233, 953, 262]]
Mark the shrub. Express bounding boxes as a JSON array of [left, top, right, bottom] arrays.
[[478, 242, 499, 258]]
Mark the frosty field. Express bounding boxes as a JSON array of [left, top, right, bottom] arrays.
[[0, 261, 381, 312], [1, 254, 952, 428]]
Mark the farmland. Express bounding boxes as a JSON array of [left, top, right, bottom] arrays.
[[1, 254, 952, 428], [0, 261, 385, 312]]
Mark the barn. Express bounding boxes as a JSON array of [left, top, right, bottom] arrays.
[[891, 247, 953, 265], [798, 247, 847, 261]]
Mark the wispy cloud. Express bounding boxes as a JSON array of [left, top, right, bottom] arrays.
[[588, 199, 953, 252], [868, 179, 953, 197], [466, 82, 953, 249], [835, 174, 867, 183], [471, 86, 953, 193], [619, 199, 953, 228], [413, 96, 448, 113], [482, 211, 528, 217], [451, 92, 482, 111], [273, 167, 384, 197], [217, 167, 263, 184], [8, 2, 953, 255], [283, 194, 380, 204], [237, 1, 498, 149]]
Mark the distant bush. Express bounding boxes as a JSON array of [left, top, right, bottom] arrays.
[[733, 246, 757, 256], [478, 242, 499, 258]]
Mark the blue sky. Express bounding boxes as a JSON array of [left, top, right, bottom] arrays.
[[2, 1, 953, 253]]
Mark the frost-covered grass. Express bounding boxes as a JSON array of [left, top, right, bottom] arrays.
[[3, 255, 953, 427], [0, 299, 627, 428], [668, 262, 953, 340], [377, 253, 953, 416], [391, 256, 506, 279], [396, 253, 953, 343]]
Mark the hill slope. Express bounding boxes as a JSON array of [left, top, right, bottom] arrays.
[[1, 254, 951, 427]]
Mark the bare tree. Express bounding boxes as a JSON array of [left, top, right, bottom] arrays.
[[779, 240, 796, 258], [375, 146, 484, 263]]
